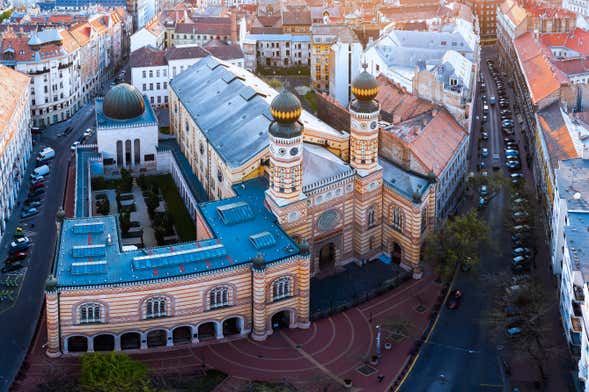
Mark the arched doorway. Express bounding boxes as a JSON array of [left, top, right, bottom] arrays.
[[198, 322, 217, 341], [67, 336, 88, 352], [116, 141, 123, 166], [125, 140, 132, 167], [319, 243, 335, 271], [271, 310, 292, 330], [94, 334, 115, 351], [391, 242, 402, 264], [134, 139, 141, 166], [120, 332, 140, 350], [173, 326, 192, 345], [222, 317, 241, 336], [146, 330, 167, 347]]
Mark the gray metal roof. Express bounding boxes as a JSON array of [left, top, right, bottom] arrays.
[[302, 143, 354, 191], [170, 56, 273, 168], [379, 157, 432, 202], [556, 158, 589, 211]]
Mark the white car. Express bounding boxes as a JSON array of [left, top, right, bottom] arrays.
[[70, 141, 80, 151], [83, 128, 93, 137]]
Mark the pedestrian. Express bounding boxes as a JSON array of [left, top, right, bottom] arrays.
[[377, 374, 384, 383]]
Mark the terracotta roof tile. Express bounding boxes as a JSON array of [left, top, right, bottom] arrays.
[[130, 46, 167, 67], [540, 28, 589, 56], [375, 75, 434, 123], [0, 66, 29, 148], [537, 102, 578, 166]]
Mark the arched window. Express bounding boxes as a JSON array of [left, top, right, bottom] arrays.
[[391, 207, 404, 233], [79, 303, 101, 324], [272, 277, 292, 301], [145, 297, 167, 319], [210, 287, 229, 309], [421, 207, 428, 233], [367, 206, 376, 227]]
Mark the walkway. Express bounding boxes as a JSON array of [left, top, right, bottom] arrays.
[[130, 184, 156, 247], [15, 272, 441, 392]]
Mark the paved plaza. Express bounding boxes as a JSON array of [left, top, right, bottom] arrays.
[[14, 271, 441, 392]]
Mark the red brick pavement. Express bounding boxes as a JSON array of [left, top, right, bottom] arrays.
[[14, 271, 442, 392]]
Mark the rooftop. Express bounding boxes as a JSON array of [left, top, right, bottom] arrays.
[[165, 45, 210, 61], [244, 33, 310, 42], [540, 28, 589, 56], [95, 95, 157, 130], [556, 159, 589, 211], [565, 212, 589, 282], [302, 143, 355, 192], [0, 66, 29, 155], [56, 177, 298, 288], [169, 56, 340, 169], [379, 157, 432, 202], [375, 75, 434, 123], [130, 46, 167, 68], [537, 102, 578, 167]]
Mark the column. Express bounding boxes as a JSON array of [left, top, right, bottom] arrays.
[[87, 337, 94, 353], [250, 258, 268, 341], [166, 330, 173, 347], [296, 252, 311, 329], [62, 337, 68, 354], [191, 326, 199, 344], [140, 333, 148, 350], [114, 335, 121, 351], [215, 323, 224, 340]]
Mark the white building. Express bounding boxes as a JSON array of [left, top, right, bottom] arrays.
[[328, 40, 363, 107], [363, 21, 478, 92], [130, 44, 243, 107], [0, 66, 31, 241], [242, 33, 310, 70], [130, 18, 165, 53], [562, 0, 589, 17], [96, 84, 159, 171]]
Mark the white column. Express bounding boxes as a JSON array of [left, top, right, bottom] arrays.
[[140, 333, 148, 350], [215, 322, 224, 340], [87, 337, 94, 353], [62, 338, 69, 354], [191, 326, 199, 344], [114, 335, 121, 351], [166, 330, 173, 347]]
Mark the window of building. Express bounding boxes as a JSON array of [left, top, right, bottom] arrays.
[[156, 82, 160, 90], [144, 154, 155, 161], [145, 297, 167, 319], [210, 286, 229, 309], [142, 83, 146, 91], [149, 70, 153, 78], [391, 206, 404, 233], [272, 277, 292, 301], [367, 206, 376, 227], [142, 70, 146, 78], [79, 303, 101, 324], [163, 81, 167, 89], [156, 70, 160, 77]]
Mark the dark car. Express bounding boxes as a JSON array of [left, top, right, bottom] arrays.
[[446, 289, 463, 309], [9, 237, 31, 253], [512, 233, 530, 242], [63, 126, 74, 136], [512, 263, 531, 274], [512, 225, 531, 233], [2, 262, 24, 273], [21, 207, 39, 219], [513, 247, 532, 257], [30, 182, 45, 191], [25, 200, 42, 208], [29, 188, 45, 197], [26, 195, 44, 203], [506, 161, 521, 170]]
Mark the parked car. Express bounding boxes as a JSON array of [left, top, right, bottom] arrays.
[[21, 207, 39, 219], [513, 198, 527, 205], [512, 225, 531, 233], [71, 141, 80, 151], [29, 188, 45, 198], [63, 126, 73, 136], [481, 132, 489, 140], [447, 289, 463, 309], [26, 195, 44, 203], [512, 239, 526, 248], [31, 165, 49, 178], [506, 323, 523, 337], [513, 247, 532, 257], [481, 148, 489, 158], [512, 263, 531, 274], [5, 252, 27, 263], [2, 261, 24, 273], [505, 149, 519, 157], [512, 233, 530, 242], [480, 185, 488, 197], [9, 237, 31, 253], [30, 182, 45, 191], [25, 200, 42, 208], [506, 161, 521, 170], [512, 211, 529, 219]]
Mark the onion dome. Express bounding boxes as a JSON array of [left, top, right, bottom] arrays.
[[103, 83, 145, 120], [45, 274, 58, 291], [351, 66, 378, 101], [269, 89, 303, 138]]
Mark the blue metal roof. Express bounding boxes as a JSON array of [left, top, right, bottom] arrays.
[[379, 158, 432, 202], [95, 96, 157, 130], [75, 148, 100, 218], [54, 178, 299, 287]]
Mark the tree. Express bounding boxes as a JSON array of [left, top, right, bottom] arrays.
[[80, 352, 154, 392], [267, 79, 283, 89], [119, 211, 131, 235], [424, 209, 490, 281], [485, 277, 567, 385]]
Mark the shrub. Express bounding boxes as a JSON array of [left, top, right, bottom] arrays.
[[80, 352, 153, 392]]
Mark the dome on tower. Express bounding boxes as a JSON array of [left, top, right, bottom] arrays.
[[270, 89, 302, 124], [102, 83, 146, 120], [269, 90, 303, 138], [351, 67, 378, 101]]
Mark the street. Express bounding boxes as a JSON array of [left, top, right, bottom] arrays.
[[0, 103, 96, 392], [399, 47, 571, 391]]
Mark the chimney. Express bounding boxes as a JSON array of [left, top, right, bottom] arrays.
[[230, 8, 238, 44]]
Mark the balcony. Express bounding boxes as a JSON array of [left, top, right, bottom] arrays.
[[573, 301, 583, 318], [571, 315, 583, 333], [574, 285, 585, 302]]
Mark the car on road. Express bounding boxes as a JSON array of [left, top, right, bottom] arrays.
[[482, 114, 488, 123], [513, 211, 529, 219], [512, 255, 530, 266], [30, 182, 45, 191], [512, 263, 531, 274], [2, 261, 24, 273], [84, 128, 93, 137], [483, 104, 489, 114], [481, 131, 489, 140], [506, 323, 523, 337], [25, 200, 42, 208], [480, 185, 488, 197], [29, 188, 45, 198], [512, 233, 529, 242], [513, 247, 532, 257], [479, 196, 488, 208], [481, 148, 488, 158], [512, 225, 531, 233], [505, 150, 519, 158], [21, 207, 39, 219], [9, 237, 31, 253], [506, 161, 521, 170], [490, 96, 496, 104], [513, 198, 527, 205], [63, 126, 73, 136], [71, 141, 80, 151], [447, 290, 463, 309], [5, 252, 27, 263]]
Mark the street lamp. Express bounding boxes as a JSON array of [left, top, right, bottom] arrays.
[[376, 324, 382, 358]]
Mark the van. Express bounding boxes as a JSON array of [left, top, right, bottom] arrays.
[[483, 104, 489, 114], [32, 165, 49, 178], [37, 147, 55, 162], [31, 127, 42, 134]]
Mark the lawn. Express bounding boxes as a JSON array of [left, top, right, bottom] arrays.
[[141, 174, 196, 242]]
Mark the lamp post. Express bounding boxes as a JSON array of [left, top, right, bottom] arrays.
[[376, 324, 382, 358]]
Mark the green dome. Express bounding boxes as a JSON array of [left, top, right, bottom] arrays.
[[352, 70, 378, 101], [103, 83, 145, 120], [45, 274, 58, 291], [270, 90, 302, 124]]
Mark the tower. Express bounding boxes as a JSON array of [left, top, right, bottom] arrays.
[[266, 89, 304, 205], [349, 64, 380, 174], [349, 65, 383, 259]]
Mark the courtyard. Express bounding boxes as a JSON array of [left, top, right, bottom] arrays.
[[14, 270, 442, 392]]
